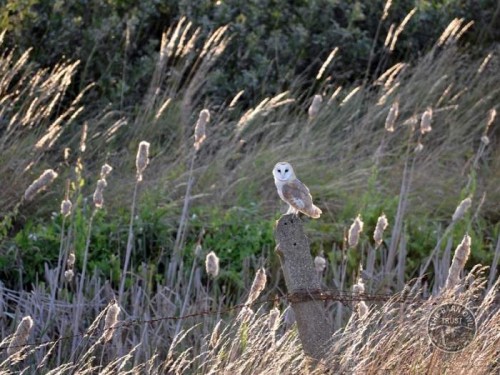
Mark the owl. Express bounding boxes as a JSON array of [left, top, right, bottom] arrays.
[[273, 162, 322, 218]]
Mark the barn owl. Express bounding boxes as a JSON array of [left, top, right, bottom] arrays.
[[273, 162, 322, 218]]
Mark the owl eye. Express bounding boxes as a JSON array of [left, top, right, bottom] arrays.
[[285, 169, 289, 173], [277, 169, 281, 173]]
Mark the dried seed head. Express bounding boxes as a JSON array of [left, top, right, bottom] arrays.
[[268, 307, 280, 332], [485, 108, 496, 131], [284, 307, 296, 326], [102, 302, 121, 343], [93, 179, 107, 208], [444, 234, 471, 290], [194, 109, 210, 151], [420, 107, 433, 134], [136, 141, 150, 181], [100, 164, 113, 179], [67, 252, 76, 267], [348, 215, 364, 248], [7, 316, 34, 356], [64, 269, 74, 282], [385, 100, 399, 132], [480, 135, 490, 145], [373, 214, 389, 247], [60, 199, 72, 217], [194, 244, 202, 257], [357, 301, 368, 318], [314, 255, 327, 273], [308, 94, 323, 119], [237, 306, 254, 323], [80, 123, 88, 153], [210, 320, 222, 348], [352, 277, 365, 295], [452, 197, 472, 222], [24, 169, 58, 201], [64, 147, 71, 161], [246, 267, 267, 305], [415, 142, 424, 153], [205, 251, 220, 278]]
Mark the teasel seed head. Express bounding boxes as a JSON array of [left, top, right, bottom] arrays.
[[348, 214, 364, 248], [205, 251, 220, 278], [194, 109, 210, 151], [420, 107, 433, 134], [136, 141, 150, 181], [452, 197, 472, 222], [102, 301, 121, 343], [444, 234, 471, 290], [308, 94, 323, 119], [60, 199, 72, 217], [24, 169, 58, 201], [373, 214, 389, 247], [314, 254, 327, 273], [385, 100, 399, 132], [7, 316, 34, 356], [246, 267, 267, 305]]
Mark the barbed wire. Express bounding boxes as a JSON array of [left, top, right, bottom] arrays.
[[0, 289, 425, 353]]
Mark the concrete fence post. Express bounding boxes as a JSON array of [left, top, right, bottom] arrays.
[[274, 214, 333, 360]]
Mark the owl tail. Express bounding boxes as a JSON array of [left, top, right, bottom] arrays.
[[307, 204, 322, 219]]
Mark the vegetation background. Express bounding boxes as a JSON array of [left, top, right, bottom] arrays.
[[0, 0, 498, 373]]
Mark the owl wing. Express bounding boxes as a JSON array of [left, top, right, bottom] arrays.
[[281, 179, 314, 212]]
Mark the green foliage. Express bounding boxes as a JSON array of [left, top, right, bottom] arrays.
[[1, 0, 498, 107]]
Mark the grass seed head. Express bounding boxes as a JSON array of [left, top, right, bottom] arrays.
[[385, 100, 399, 132], [237, 306, 254, 323], [348, 214, 364, 248], [308, 94, 323, 119], [210, 320, 222, 348], [452, 197, 472, 222], [420, 107, 433, 134], [444, 234, 471, 290], [102, 301, 121, 343], [314, 255, 327, 273], [136, 141, 150, 181], [24, 169, 58, 201], [246, 267, 267, 305], [64, 269, 74, 282], [205, 251, 220, 278], [93, 178, 108, 208], [67, 252, 75, 267], [7, 316, 34, 356], [60, 199, 72, 217], [373, 214, 389, 247], [268, 307, 280, 332], [100, 163, 113, 179], [194, 109, 210, 151], [352, 277, 365, 295]]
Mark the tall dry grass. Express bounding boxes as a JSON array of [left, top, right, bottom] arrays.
[[0, 11, 498, 375]]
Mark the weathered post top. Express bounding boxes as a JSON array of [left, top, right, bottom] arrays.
[[275, 214, 333, 360]]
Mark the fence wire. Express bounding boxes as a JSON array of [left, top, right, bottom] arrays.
[[0, 288, 424, 352]]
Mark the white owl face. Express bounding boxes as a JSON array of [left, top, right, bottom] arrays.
[[273, 162, 295, 181]]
